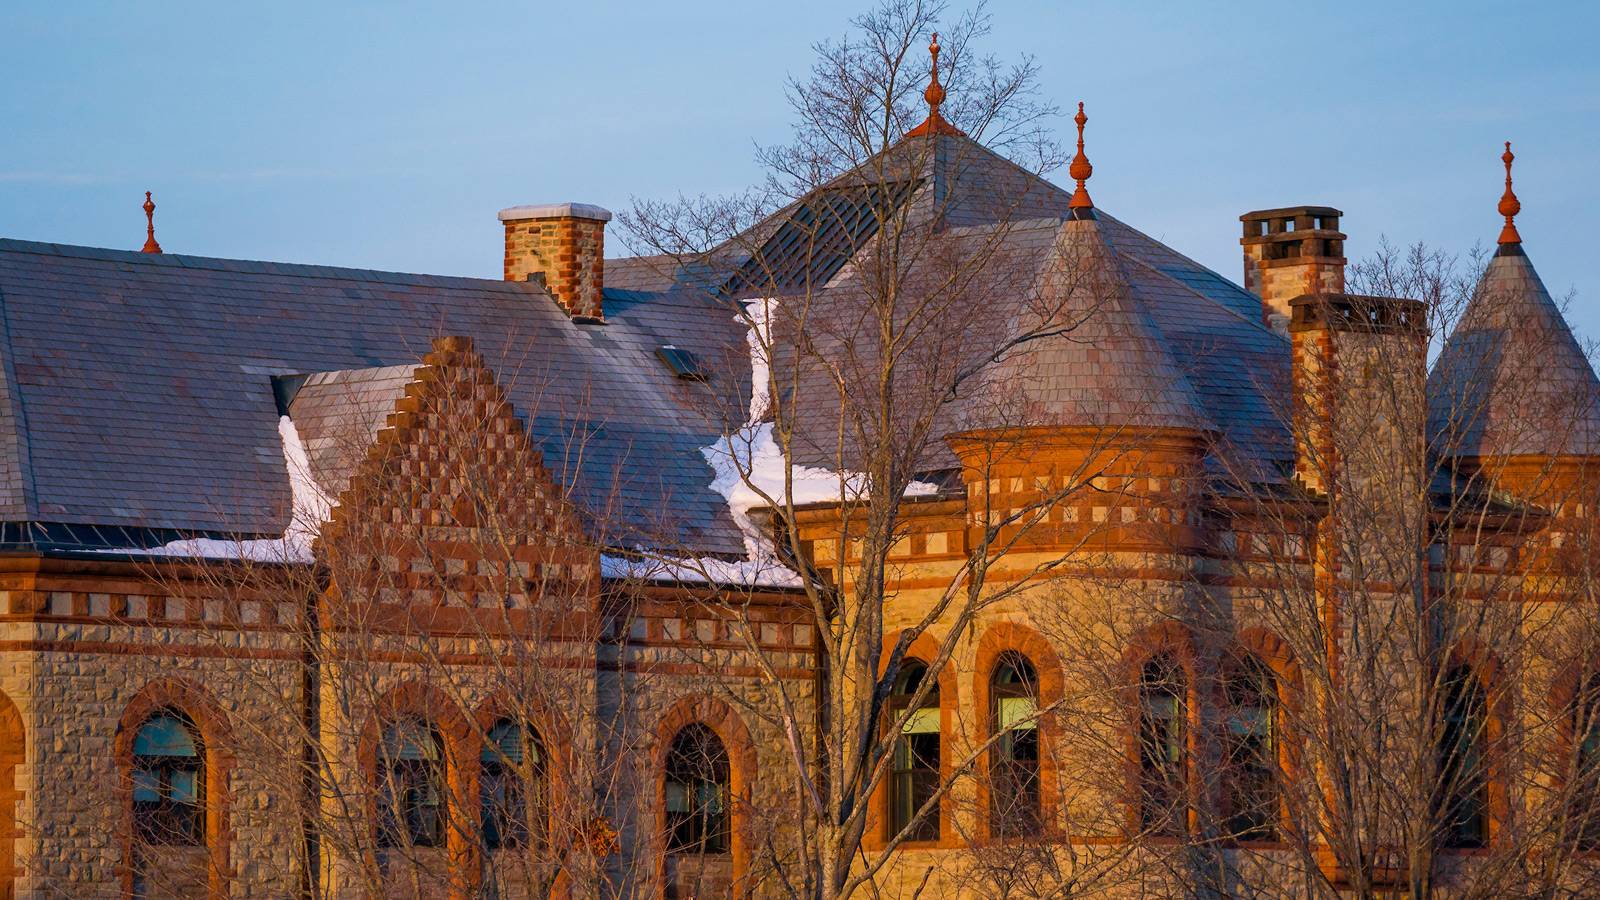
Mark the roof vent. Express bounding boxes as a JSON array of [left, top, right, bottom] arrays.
[[656, 346, 708, 381]]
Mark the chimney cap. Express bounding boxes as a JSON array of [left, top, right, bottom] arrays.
[[497, 203, 612, 223], [1287, 293, 1424, 334], [1240, 205, 1342, 222]]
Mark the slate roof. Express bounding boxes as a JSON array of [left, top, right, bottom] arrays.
[[1428, 244, 1600, 458], [761, 133, 1292, 483], [0, 240, 749, 553], [0, 129, 1298, 555], [986, 216, 1216, 434]]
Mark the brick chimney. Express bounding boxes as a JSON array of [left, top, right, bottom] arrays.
[[1240, 206, 1346, 333], [498, 203, 612, 323]]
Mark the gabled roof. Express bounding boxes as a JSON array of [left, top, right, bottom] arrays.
[[285, 364, 421, 503], [0, 239, 749, 553], [0, 126, 1297, 556], [1428, 244, 1600, 458]]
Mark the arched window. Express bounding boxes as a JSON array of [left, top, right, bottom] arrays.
[[1224, 655, 1278, 840], [481, 719, 544, 850], [132, 712, 204, 845], [1138, 655, 1186, 835], [664, 724, 729, 854], [990, 653, 1040, 836], [889, 660, 940, 842], [378, 718, 446, 848], [1438, 665, 1488, 848]]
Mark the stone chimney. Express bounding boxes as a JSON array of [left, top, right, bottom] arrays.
[[498, 203, 612, 323], [1288, 293, 1425, 497], [1288, 292, 1426, 697], [1240, 206, 1346, 333]]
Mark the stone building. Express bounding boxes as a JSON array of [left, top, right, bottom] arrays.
[[0, 52, 1595, 900]]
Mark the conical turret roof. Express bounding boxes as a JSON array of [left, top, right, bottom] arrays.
[[1429, 244, 1600, 458], [988, 215, 1215, 433]]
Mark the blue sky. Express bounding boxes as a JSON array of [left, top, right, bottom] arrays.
[[2, 1, 1596, 333]]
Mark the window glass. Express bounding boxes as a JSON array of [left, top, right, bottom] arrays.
[[665, 724, 730, 854], [1577, 675, 1600, 848], [379, 719, 446, 848], [1225, 656, 1277, 840], [1438, 666, 1488, 848], [991, 653, 1040, 836], [132, 712, 204, 846], [889, 661, 940, 842], [481, 719, 543, 850], [1139, 656, 1186, 836]]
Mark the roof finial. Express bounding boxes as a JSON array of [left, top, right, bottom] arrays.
[[905, 31, 965, 138], [141, 191, 162, 254], [924, 33, 946, 117], [1497, 141, 1521, 246], [1068, 102, 1094, 211]]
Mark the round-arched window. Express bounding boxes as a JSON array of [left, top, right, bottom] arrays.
[[990, 653, 1040, 835], [889, 660, 940, 842], [1224, 655, 1278, 841], [1138, 655, 1186, 836]]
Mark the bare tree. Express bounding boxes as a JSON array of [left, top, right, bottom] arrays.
[[1199, 240, 1600, 899], [623, 2, 1216, 897]]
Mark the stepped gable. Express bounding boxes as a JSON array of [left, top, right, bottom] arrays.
[[0, 93, 1298, 556], [0, 239, 747, 554], [1428, 244, 1600, 458]]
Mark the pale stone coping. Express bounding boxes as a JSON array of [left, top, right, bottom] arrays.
[[497, 202, 613, 223]]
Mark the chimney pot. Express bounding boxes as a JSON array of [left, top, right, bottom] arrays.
[[1240, 205, 1346, 333]]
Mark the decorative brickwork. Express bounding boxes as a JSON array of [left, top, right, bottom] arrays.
[[321, 335, 598, 633]]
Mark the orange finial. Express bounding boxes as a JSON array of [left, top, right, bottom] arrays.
[[1497, 141, 1521, 245], [1067, 102, 1094, 210], [924, 33, 946, 115], [905, 31, 965, 138], [140, 191, 162, 254]]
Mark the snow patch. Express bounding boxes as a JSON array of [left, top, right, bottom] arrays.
[[600, 553, 801, 588], [670, 299, 939, 588]]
